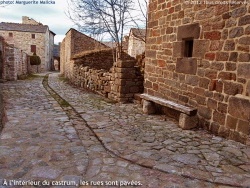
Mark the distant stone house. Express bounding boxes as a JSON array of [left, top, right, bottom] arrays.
[[0, 16, 55, 72], [53, 44, 60, 71], [144, 1, 250, 143], [128, 28, 146, 58], [60, 28, 109, 78]]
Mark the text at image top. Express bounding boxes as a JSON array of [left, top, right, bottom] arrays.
[[184, 0, 250, 5]]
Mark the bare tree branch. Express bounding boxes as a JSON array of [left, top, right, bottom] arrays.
[[67, 0, 148, 60]]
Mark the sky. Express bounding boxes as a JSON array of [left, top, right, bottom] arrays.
[[0, 0, 75, 44]]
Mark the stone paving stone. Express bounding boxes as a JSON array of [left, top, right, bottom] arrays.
[[0, 75, 218, 188], [0, 73, 249, 188], [47, 72, 250, 187]]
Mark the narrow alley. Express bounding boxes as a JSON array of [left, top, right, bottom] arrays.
[[0, 73, 249, 188]]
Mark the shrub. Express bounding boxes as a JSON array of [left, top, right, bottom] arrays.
[[30, 53, 41, 65]]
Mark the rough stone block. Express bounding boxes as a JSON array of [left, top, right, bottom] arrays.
[[173, 41, 183, 58], [239, 53, 250, 62], [210, 62, 224, 71], [231, 7, 247, 18], [198, 106, 212, 120], [177, 23, 200, 41], [218, 72, 236, 81], [224, 82, 243, 95], [176, 58, 197, 75], [204, 31, 221, 40], [199, 78, 210, 89], [229, 52, 238, 62], [193, 40, 209, 58], [213, 110, 226, 125], [195, 7, 214, 20], [237, 63, 250, 79], [142, 100, 156, 114], [239, 37, 250, 45], [246, 81, 250, 96], [179, 113, 198, 130], [238, 15, 250, 26], [226, 62, 236, 71], [236, 120, 250, 135], [218, 126, 230, 138], [228, 96, 250, 121], [210, 122, 220, 135], [224, 40, 236, 51], [229, 27, 244, 38], [216, 52, 229, 61], [116, 60, 135, 68]]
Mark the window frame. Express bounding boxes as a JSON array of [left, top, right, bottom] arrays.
[[31, 45, 36, 53], [9, 32, 13, 37]]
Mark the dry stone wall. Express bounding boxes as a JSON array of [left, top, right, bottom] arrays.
[[60, 29, 109, 78], [0, 37, 30, 81], [145, 0, 250, 143], [69, 49, 143, 102], [0, 86, 4, 132]]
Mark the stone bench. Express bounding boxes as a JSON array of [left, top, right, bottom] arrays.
[[140, 93, 198, 130]]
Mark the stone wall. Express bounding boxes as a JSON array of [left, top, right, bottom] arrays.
[[60, 29, 109, 78], [0, 24, 54, 72], [145, 0, 250, 143], [0, 37, 30, 81], [0, 37, 4, 79], [0, 85, 4, 132], [69, 49, 144, 102]]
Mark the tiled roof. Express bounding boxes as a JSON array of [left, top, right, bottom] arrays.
[[0, 22, 48, 33], [130, 28, 146, 39]]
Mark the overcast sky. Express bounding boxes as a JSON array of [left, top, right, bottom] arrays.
[[0, 0, 75, 44]]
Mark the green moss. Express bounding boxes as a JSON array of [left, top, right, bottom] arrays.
[[30, 53, 41, 65], [26, 74, 44, 80]]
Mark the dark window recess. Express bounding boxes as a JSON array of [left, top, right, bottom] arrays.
[[184, 39, 194, 57], [32, 34, 35, 39], [9, 33, 13, 37], [31, 45, 36, 53]]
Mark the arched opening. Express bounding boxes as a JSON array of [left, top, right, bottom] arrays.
[[53, 57, 60, 71]]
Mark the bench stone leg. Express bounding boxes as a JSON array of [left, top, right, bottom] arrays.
[[179, 113, 198, 130], [142, 100, 156, 114]]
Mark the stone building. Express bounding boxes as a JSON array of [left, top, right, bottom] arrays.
[[0, 36, 30, 81], [60, 28, 109, 78], [0, 16, 55, 72], [128, 28, 146, 57], [53, 44, 60, 71], [143, 1, 250, 143]]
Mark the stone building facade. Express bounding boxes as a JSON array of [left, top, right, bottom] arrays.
[[144, 0, 250, 143], [0, 36, 30, 81], [60, 28, 109, 78], [128, 28, 146, 57], [0, 16, 55, 72]]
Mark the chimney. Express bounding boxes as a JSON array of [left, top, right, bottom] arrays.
[[22, 16, 29, 24]]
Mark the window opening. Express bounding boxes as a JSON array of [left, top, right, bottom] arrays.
[[184, 38, 194, 57]]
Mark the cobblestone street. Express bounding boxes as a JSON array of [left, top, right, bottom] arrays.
[[0, 73, 249, 188]]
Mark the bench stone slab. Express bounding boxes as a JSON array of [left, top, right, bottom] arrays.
[[140, 93, 197, 116], [140, 93, 198, 130]]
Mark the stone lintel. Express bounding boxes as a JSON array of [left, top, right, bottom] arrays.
[[177, 23, 200, 41]]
